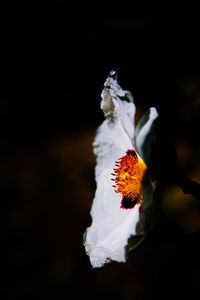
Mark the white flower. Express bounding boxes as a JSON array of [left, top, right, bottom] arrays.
[[84, 71, 158, 268]]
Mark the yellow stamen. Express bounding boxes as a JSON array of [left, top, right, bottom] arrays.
[[111, 149, 147, 208]]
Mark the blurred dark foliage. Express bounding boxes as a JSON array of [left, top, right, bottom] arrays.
[[0, 1, 200, 299], [149, 138, 200, 199]]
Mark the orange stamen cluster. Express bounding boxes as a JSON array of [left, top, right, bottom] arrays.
[[111, 149, 147, 209]]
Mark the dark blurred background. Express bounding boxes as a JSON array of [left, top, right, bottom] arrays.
[[0, 1, 200, 299]]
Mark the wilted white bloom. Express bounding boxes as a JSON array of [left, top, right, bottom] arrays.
[[84, 71, 158, 268]]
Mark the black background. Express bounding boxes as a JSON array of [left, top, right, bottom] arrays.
[[0, 1, 200, 299]]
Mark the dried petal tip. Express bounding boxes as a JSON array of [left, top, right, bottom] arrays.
[[108, 70, 117, 80], [103, 70, 119, 89]]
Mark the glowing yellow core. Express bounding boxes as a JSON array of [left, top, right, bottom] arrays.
[[112, 149, 147, 207]]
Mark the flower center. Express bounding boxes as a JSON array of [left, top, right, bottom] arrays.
[[111, 149, 147, 209]]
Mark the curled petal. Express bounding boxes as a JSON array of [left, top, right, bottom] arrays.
[[94, 71, 135, 180], [100, 71, 135, 141], [135, 107, 159, 164]]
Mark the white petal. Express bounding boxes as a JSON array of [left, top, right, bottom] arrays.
[[84, 72, 139, 267], [135, 107, 159, 163], [94, 71, 135, 180], [84, 169, 140, 268], [101, 71, 135, 141], [93, 119, 133, 181]]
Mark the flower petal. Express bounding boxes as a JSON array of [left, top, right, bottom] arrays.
[[101, 71, 135, 139], [84, 169, 140, 268], [94, 71, 136, 180], [134, 107, 159, 164], [84, 72, 140, 268]]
